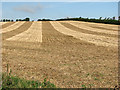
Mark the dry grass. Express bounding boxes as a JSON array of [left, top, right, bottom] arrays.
[[2, 21, 26, 33], [1, 22, 15, 29], [60, 22, 117, 38], [0, 22, 8, 25], [7, 21, 42, 43], [64, 21, 118, 35], [2, 22, 32, 40], [2, 21, 118, 88], [50, 21, 117, 47], [77, 21, 118, 30]]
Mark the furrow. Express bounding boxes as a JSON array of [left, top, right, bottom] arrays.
[[60, 22, 117, 38], [77, 21, 118, 30], [2, 22, 15, 29], [6, 21, 42, 43], [2, 21, 26, 33], [50, 21, 118, 47], [67, 21, 118, 35], [2, 22, 32, 40]]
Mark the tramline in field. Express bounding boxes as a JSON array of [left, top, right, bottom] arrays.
[[65, 21, 118, 35], [6, 21, 42, 43], [1, 21, 118, 47], [2, 21, 26, 33], [50, 21, 118, 47]]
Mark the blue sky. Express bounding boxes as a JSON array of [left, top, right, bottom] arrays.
[[2, 2, 118, 21]]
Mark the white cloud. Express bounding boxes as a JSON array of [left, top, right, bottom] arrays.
[[13, 4, 44, 14]]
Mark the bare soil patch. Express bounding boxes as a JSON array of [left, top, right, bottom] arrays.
[[2, 21, 118, 88]]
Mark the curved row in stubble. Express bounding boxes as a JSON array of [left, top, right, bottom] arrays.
[[40, 21, 118, 88], [66, 21, 118, 35], [6, 21, 42, 43], [4, 21, 118, 47], [0, 22, 7, 25], [50, 21, 118, 47], [60, 22, 117, 38], [2, 21, 26, 33], [1, 22, 15, 29], [2, 22, 33, 40], [77, 21, 118, 30], [2, 21, 118, 88]]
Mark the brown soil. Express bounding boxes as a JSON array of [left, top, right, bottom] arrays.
[[2, 22, 15, 29], [2, 22, 32, 40], [60, 22, 117, 38], [89, 25, 118, 31], [2, 21, 118, 88], [77, 21, 118, 31]]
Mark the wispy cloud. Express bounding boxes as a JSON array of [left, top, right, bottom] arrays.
[[13, 4, 44, 14]]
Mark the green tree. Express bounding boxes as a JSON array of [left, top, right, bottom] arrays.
[[11, 20, 14, 22], [113, 16, 115, 20], [25, 18, 30, 21], [107, 17, 110, 20], [99, 17, 102, 20], [16, 19, 19, 21], [18, 19, 22, 21], [118, 16, 120, 20], [38, 19, 42, 21], [3, 19, 6, 22]]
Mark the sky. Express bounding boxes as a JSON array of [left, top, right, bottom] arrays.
[[2, 2, 118, 21], [1, 0, 119, 2]]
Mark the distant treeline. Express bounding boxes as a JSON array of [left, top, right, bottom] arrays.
[[0, 17, 120, 25], [0, 19, 14, 22], [16, 18, 30, 21], [0, 18, 52, 22], [0, 18, 30, 22], [56, 17, 120, 25], [37, 19, 53, 21]]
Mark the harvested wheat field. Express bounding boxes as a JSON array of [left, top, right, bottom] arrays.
[[2, 21, 118, 88]]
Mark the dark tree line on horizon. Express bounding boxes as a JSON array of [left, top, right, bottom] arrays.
[[56, 16, 120, 25], [0, 16, 120, 25], [0, 18, 30, 22], [16, 18, 30, 21], [37, 19, 53, 21], [0, 19, 13, 22]]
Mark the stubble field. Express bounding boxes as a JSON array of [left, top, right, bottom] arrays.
[[2, 21, 118, 88]]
